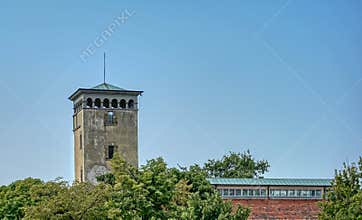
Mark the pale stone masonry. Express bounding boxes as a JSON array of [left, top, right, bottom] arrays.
[[69, 83, 143, 184]]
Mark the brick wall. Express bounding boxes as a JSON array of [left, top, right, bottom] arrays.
[[230, 199, 321, 220]]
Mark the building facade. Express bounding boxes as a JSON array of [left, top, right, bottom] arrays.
[[69, 83, 143, 184], [209, 178, 331, 219]]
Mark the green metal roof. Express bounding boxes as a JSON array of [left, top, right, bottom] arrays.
[[92, 83, 125, 90], [68, 82, 143, 101], [207, 178, 332, 186]]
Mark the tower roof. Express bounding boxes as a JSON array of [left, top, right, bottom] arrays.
[[92, 83, 125, 91], [69, 82, 143, 101]]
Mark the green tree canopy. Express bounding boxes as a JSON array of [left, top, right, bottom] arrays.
[[105, 154, 250, 219], [1, 152, 253, 219], [203, 150, 270, 178], [319, 157, 362, 220], [0, 178, 64, 219], [24, 182, 110, 220]]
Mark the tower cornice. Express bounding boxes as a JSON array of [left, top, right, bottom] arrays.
[[69, 88, 143, 101]]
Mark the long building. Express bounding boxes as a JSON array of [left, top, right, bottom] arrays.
[[208, 178, 332, 219]]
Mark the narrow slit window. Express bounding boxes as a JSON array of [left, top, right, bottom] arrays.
[[80, 167, 83, 182], [108, 145, 115, 159], [80, 134, 82, 150]]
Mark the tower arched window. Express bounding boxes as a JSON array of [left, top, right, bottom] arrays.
[[103, 99, 110, 108], [95, 98, 101, 108], [111, 99, 118, 108], [86, 98, 93, 108], [104, 111, 117, 126], [128, 99, 135, 109], [120, 99, 126, 109]]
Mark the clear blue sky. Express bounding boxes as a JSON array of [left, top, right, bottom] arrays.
[[0, 1, 361, 185]]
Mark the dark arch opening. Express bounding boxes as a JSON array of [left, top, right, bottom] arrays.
[[128, 99, 134, 109], [103, 99, 110, 108], [120, 99, 126, 109], [86, 98, 93, 108], [95, 98, 101, 108], [111, 99, 118, 108]]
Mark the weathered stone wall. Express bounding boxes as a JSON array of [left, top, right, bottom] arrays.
[[82, 108, 138, 183], [73, 111, 84, 182], [230, 199, 321, 219]]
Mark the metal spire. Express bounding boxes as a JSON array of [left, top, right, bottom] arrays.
[[103, 52, 106, 84]]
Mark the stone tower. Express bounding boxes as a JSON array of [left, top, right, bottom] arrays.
[[69, 83, 143, 183]]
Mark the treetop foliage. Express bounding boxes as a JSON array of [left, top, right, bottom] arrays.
[[203, 150, 270, 178], [1, 151, 262, 219], [319, 157, 362, 220]]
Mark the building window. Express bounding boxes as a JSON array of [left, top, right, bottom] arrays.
[[269, 189, 323, 199], [220, 188, 267, 198], [261, 189, 267, 196], [242, 189, 248, 196], [288, 189, 295, 197], [311, 190, 315, 197], [103, 99, 110, 108], [80, 167, 83, 182], [95, 98, 101, 108], [295, 190, 300, 197], [107, 145, 115, 160], [107, 112, 114, 123], [120, 99, 126, 109], [270, 189, 280, 197], [86, 98, 93, 108], [219, 187, 324, 199], [229, 189, 235, 196], [80, 134, 82, 150], [236, 189, 241, 196], [248, 189, 254, 197], [223, 189, 229, 196], [301, 190, 308, 197], [111, 99, 118, 108], [280, 190, 287, 197], [128, 99, 134, 109], [105, 111, 117, 126]]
